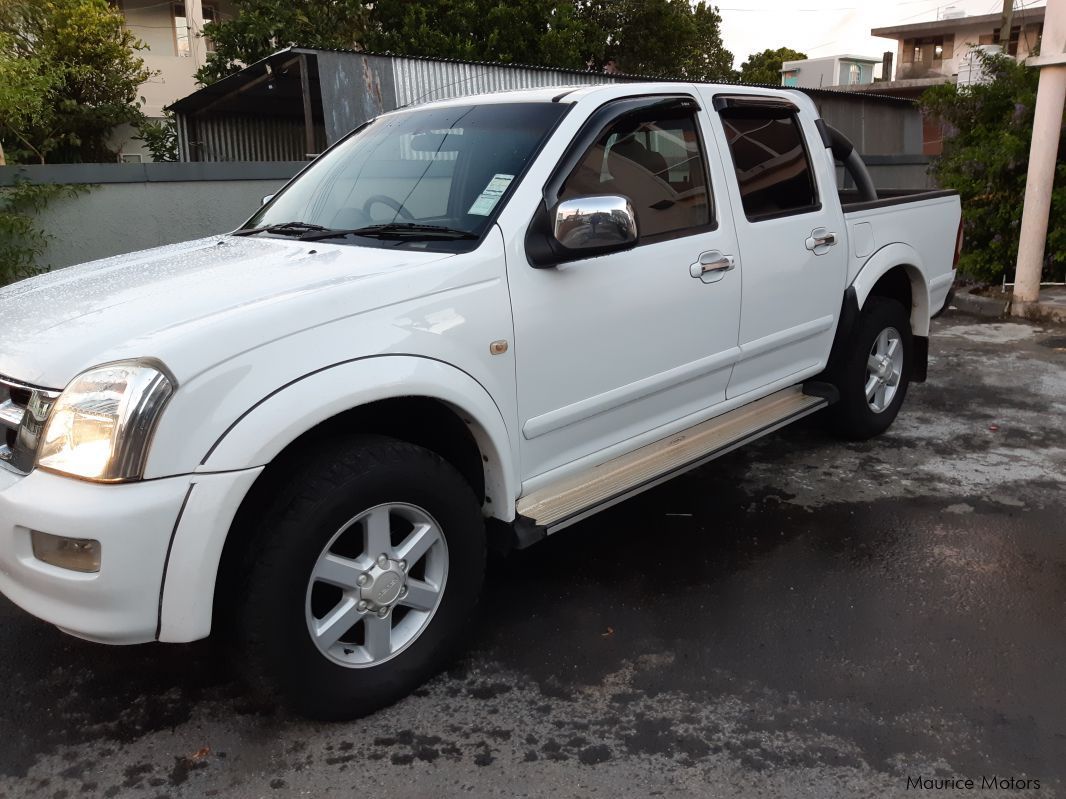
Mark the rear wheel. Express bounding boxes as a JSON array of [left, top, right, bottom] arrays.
[[825, 296, 913, 440], [231, 436, 485, 720]]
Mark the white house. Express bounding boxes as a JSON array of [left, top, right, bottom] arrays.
[[780, 55, 882, 89], [870, 4, 1046, 89], [112, 0, 236, 160]]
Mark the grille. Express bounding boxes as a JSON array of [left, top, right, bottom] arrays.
[[0, 374, 60, 473]]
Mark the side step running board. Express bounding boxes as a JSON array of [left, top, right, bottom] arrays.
[[515, 385, 827, 538]]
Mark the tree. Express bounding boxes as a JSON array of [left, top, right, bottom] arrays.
[[364, 0, 591, 69], [0, 34, 62, 164], [576, 0, 733, 80], [737, 47, 807, 86], [0, 0, 152, 164], [922, 52, 1065, 282], [196, 0, 371, 85], [196, 0, 734, 86]]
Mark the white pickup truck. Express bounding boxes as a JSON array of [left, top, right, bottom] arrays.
[[0, 83, 961, 719]]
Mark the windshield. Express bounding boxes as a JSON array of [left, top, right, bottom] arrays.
[[242, 102, 569, 250]]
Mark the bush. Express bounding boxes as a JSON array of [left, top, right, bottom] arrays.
[[921, 52, 1065, 283], [0, 180, 87, 286], [135, 112, 178, 162]]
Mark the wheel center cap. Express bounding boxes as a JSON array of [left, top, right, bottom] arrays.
[[361, 566, 405, 607]]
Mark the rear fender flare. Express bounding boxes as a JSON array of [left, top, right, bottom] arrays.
[[851, 243, 931, 336]]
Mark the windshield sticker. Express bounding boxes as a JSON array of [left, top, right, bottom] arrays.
[[468, 174, 514, 216]]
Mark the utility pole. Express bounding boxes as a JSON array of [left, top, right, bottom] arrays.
[[998, 0, 1015, 48], [1012, 0, 1065, 310]]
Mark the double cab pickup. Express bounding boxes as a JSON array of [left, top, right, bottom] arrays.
[[0, 83, 962, 719]]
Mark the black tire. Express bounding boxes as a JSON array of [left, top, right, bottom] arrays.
[[824, 296, 913, 441], [231, 435, 485, 720]]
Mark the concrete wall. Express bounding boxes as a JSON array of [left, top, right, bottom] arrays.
[[0, 162, 301, 270]]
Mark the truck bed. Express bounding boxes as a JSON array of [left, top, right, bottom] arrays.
[[838, 188, 959, 214], [839, 188, 961, 316]]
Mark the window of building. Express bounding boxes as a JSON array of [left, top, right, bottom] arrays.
[[782, 71, 799, 87], [174, 3, 218, 57], [719, 106, 819, 221], [559, 110, 713, 239], [848, 64, 861, 84], [911, 36, 946, 63], [990, 26, 1022, 56]]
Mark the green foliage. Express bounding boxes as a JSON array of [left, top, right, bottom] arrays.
[[0, 0, 152, 164], [0, 32, 62, 164], [196, 0, 371, 85], [197, 0, 735, 85], [578, 0, 734, 80], [737, 47, 807, 86], [0, 180, 87, 286], [135, 112, 179, 162], [365, 0, 591, 69], [922, 53, 1065, 282]]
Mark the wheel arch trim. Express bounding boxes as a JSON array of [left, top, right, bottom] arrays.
[[159, 356, 517, 643], [851, 243, 931, 336], [199, 355, 518, 517]]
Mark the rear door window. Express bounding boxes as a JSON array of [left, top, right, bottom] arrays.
[[719, 106, 819, 221]]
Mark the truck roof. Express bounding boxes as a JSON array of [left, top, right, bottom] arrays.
[[406, 81, 810, 111]]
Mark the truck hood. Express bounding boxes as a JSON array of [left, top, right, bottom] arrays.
[[0, 235, 453, 388]]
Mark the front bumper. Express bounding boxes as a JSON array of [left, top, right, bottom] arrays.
[[0, 467, 191, 644]]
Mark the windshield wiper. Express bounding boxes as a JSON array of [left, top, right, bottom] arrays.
[[298, 223, 479, 242], [231, 221, 332, 237]]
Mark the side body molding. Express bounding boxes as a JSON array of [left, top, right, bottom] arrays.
[[199, 355, 518, 518], [850, 242, 931, 336]]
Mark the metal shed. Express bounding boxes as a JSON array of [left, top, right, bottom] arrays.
[[168, 48, 923, 162], [168, 49, 630, 162]]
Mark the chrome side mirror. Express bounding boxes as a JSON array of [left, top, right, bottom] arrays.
[[552, 195, 637, 251], [261, 194, 275, 206]]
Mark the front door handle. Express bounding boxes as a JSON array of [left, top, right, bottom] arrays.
[[805, 228, 838, 252], [690, 251, 735, 282]]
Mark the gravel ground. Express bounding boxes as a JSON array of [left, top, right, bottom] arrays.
[[1, 310, 1064, 799]]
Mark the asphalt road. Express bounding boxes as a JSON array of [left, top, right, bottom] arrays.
[[1, 311, 1064, 798]]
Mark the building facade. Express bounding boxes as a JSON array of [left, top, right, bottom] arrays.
[[854, 5, 1046, 154], [112, 0, 236, 160], [780, 55, 881, 89], [869, 5, 1045, 92]]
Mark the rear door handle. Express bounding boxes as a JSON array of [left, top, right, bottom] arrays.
[[805, 228, 838, 252], [690, 251, 735, 282]]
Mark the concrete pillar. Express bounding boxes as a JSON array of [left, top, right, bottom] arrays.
[[1013, 0, 1066, 307]]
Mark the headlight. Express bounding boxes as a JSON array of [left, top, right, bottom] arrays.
[[36, 360, 175, 482]]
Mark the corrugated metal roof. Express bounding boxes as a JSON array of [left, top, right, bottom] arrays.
[[168, 46, 917, 116]]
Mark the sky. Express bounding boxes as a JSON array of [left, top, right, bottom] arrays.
[[720, 0, 1046, 72]]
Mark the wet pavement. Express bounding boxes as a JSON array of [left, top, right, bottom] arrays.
[[1, 311, 1064, 798]]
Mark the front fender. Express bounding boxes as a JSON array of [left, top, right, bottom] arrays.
[[157, 356, 517, 643], [199, 355, 518, 518], [850, 243, 931, 336]]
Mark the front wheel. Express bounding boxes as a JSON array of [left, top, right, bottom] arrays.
[[824, 296, 913, 441], [231, 436, 485, 720]]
